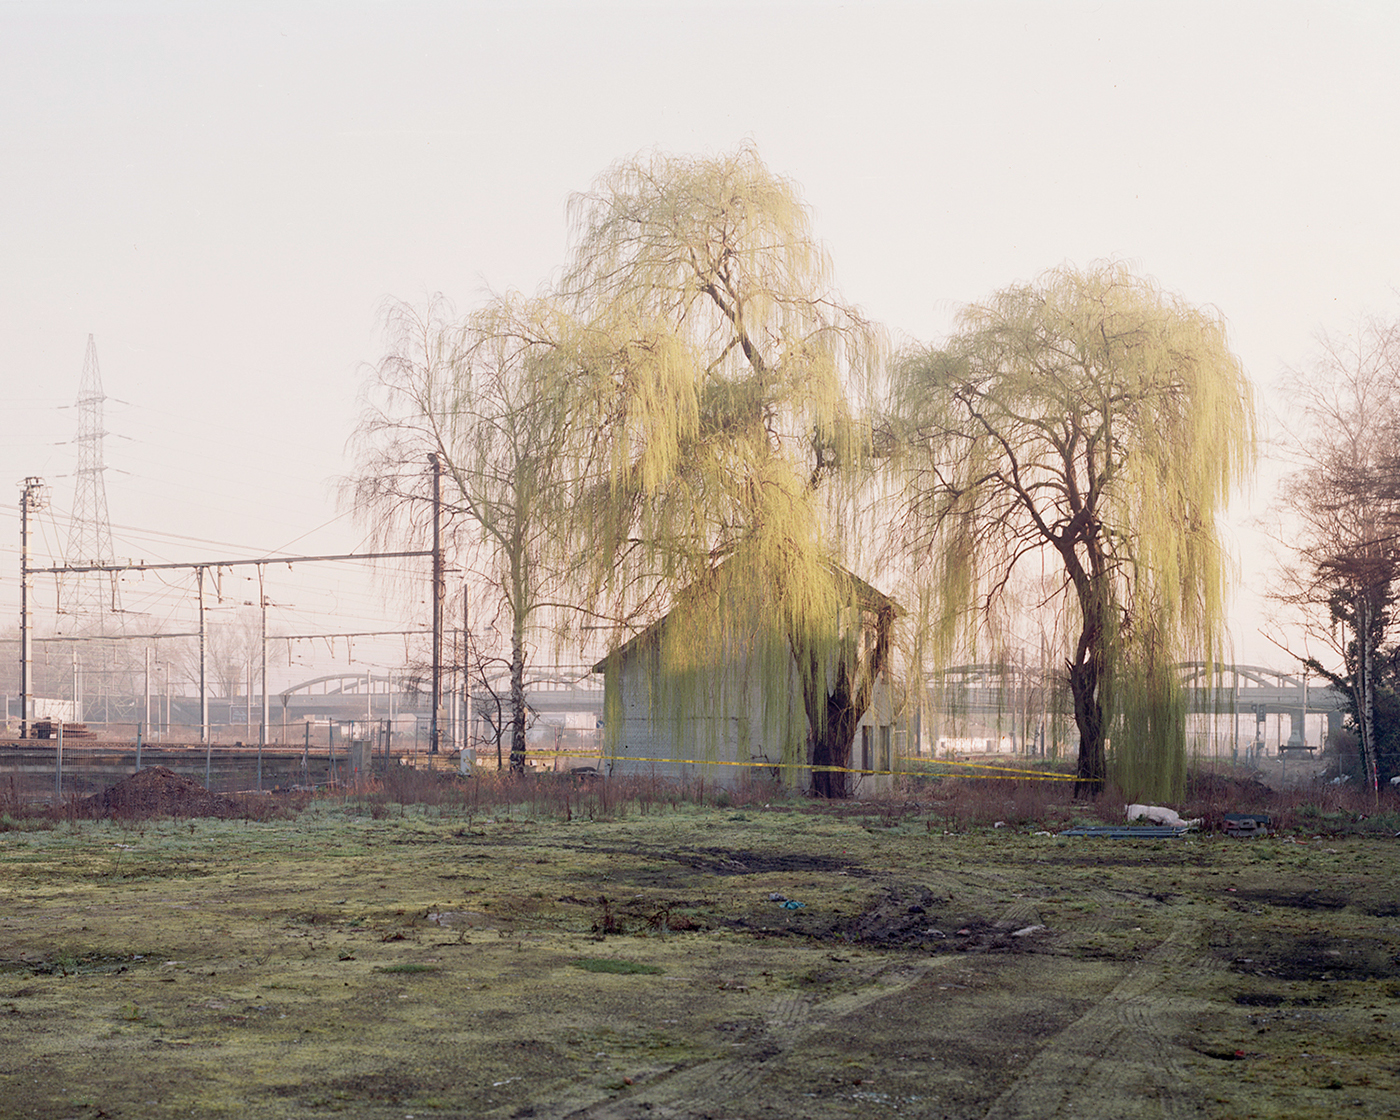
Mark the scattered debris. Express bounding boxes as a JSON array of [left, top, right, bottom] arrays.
[[1223, 813, 1270, 839], [32, 719, 94, 739], [1126, 803, 1203, 829]]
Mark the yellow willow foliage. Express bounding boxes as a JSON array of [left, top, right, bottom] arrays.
[[894, 262, 1255, 799], [559, 146, 886, 771], [1113, 615, 1191, 800]]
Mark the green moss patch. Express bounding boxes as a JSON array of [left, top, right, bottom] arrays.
[[570, 957, 665, 975]]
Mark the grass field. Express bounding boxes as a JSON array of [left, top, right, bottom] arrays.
[[1, 774, 1398, 1119]]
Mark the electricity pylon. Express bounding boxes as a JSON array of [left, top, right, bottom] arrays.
[[64, 334, 120, 626], [62, 335, 129, 725]]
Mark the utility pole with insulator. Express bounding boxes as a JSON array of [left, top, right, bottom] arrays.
[[18, 477, 46, 739]]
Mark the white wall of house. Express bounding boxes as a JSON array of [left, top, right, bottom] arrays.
[[603, 637, 763, 787], [601, 636, 898, 797]]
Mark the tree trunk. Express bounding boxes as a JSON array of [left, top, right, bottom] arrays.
[[1069, 653, 1107, 798], [1059, 538, 1113, 798], [509, 621, 527, 774], [1358, 593, 1379, 799], [801, 603, 894, 800], [1067, 560, 1111, 797], [811, 673, 856, 799]]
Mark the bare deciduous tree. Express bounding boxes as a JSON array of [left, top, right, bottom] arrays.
[[350, 295, 582, 772], [1276, 316, 1400, 793], [171, 606, 281, 702]]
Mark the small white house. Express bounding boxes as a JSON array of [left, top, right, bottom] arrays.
[[593, 574, 902, 798]]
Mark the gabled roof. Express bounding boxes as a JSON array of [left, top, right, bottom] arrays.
[[591, 564, 898, 674]]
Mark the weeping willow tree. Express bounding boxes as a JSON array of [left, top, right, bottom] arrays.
[[893, 264, 1255, 799], [349, 294, 581, 772], [558, 145, 889, 797]]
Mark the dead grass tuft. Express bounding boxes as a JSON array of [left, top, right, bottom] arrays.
[[3, 753, 1395, 837]]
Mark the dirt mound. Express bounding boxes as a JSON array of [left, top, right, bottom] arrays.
[[78, 766, 245, 820], [1186, 769, 1272, 801]]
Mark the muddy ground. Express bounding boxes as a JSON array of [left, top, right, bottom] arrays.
[[1, 794, 1397, 1119]]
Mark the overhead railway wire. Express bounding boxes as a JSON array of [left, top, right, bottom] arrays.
[[16, 548, 436, 742]]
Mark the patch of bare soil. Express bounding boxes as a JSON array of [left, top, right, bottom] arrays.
[[563, 840, 866, 881], [1229, 887, 1349, 911], [74, 765, 273, 820], [1186, 769, 1274, 801], [1216, 928, 1399, 982]]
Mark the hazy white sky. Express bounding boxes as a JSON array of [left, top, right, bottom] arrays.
[[2, 0, 1398, 679]]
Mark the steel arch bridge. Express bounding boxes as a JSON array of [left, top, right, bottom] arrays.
[[274, 668, 605, 723], [276, 672, 411, 721], [925, 661, 1347, 752]]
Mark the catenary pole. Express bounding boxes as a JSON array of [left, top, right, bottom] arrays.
[[259, 564, 268, 787], [198, 566, 208, 745], [18, 478, 44, 739], [429, 453, 443, 754]]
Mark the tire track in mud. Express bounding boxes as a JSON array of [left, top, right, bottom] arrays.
[[765, 991, 813, 1031], [547, 958, 958, 1119], [981, 918, 1217, 1120], [996, 897, 1043, 928], [520, 882, 1109, 1118]]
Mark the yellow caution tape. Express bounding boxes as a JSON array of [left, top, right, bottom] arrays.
[[907, 758, 1078, 781], [469, 748, 1076, 782], [597, 753, 1077, 781]]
